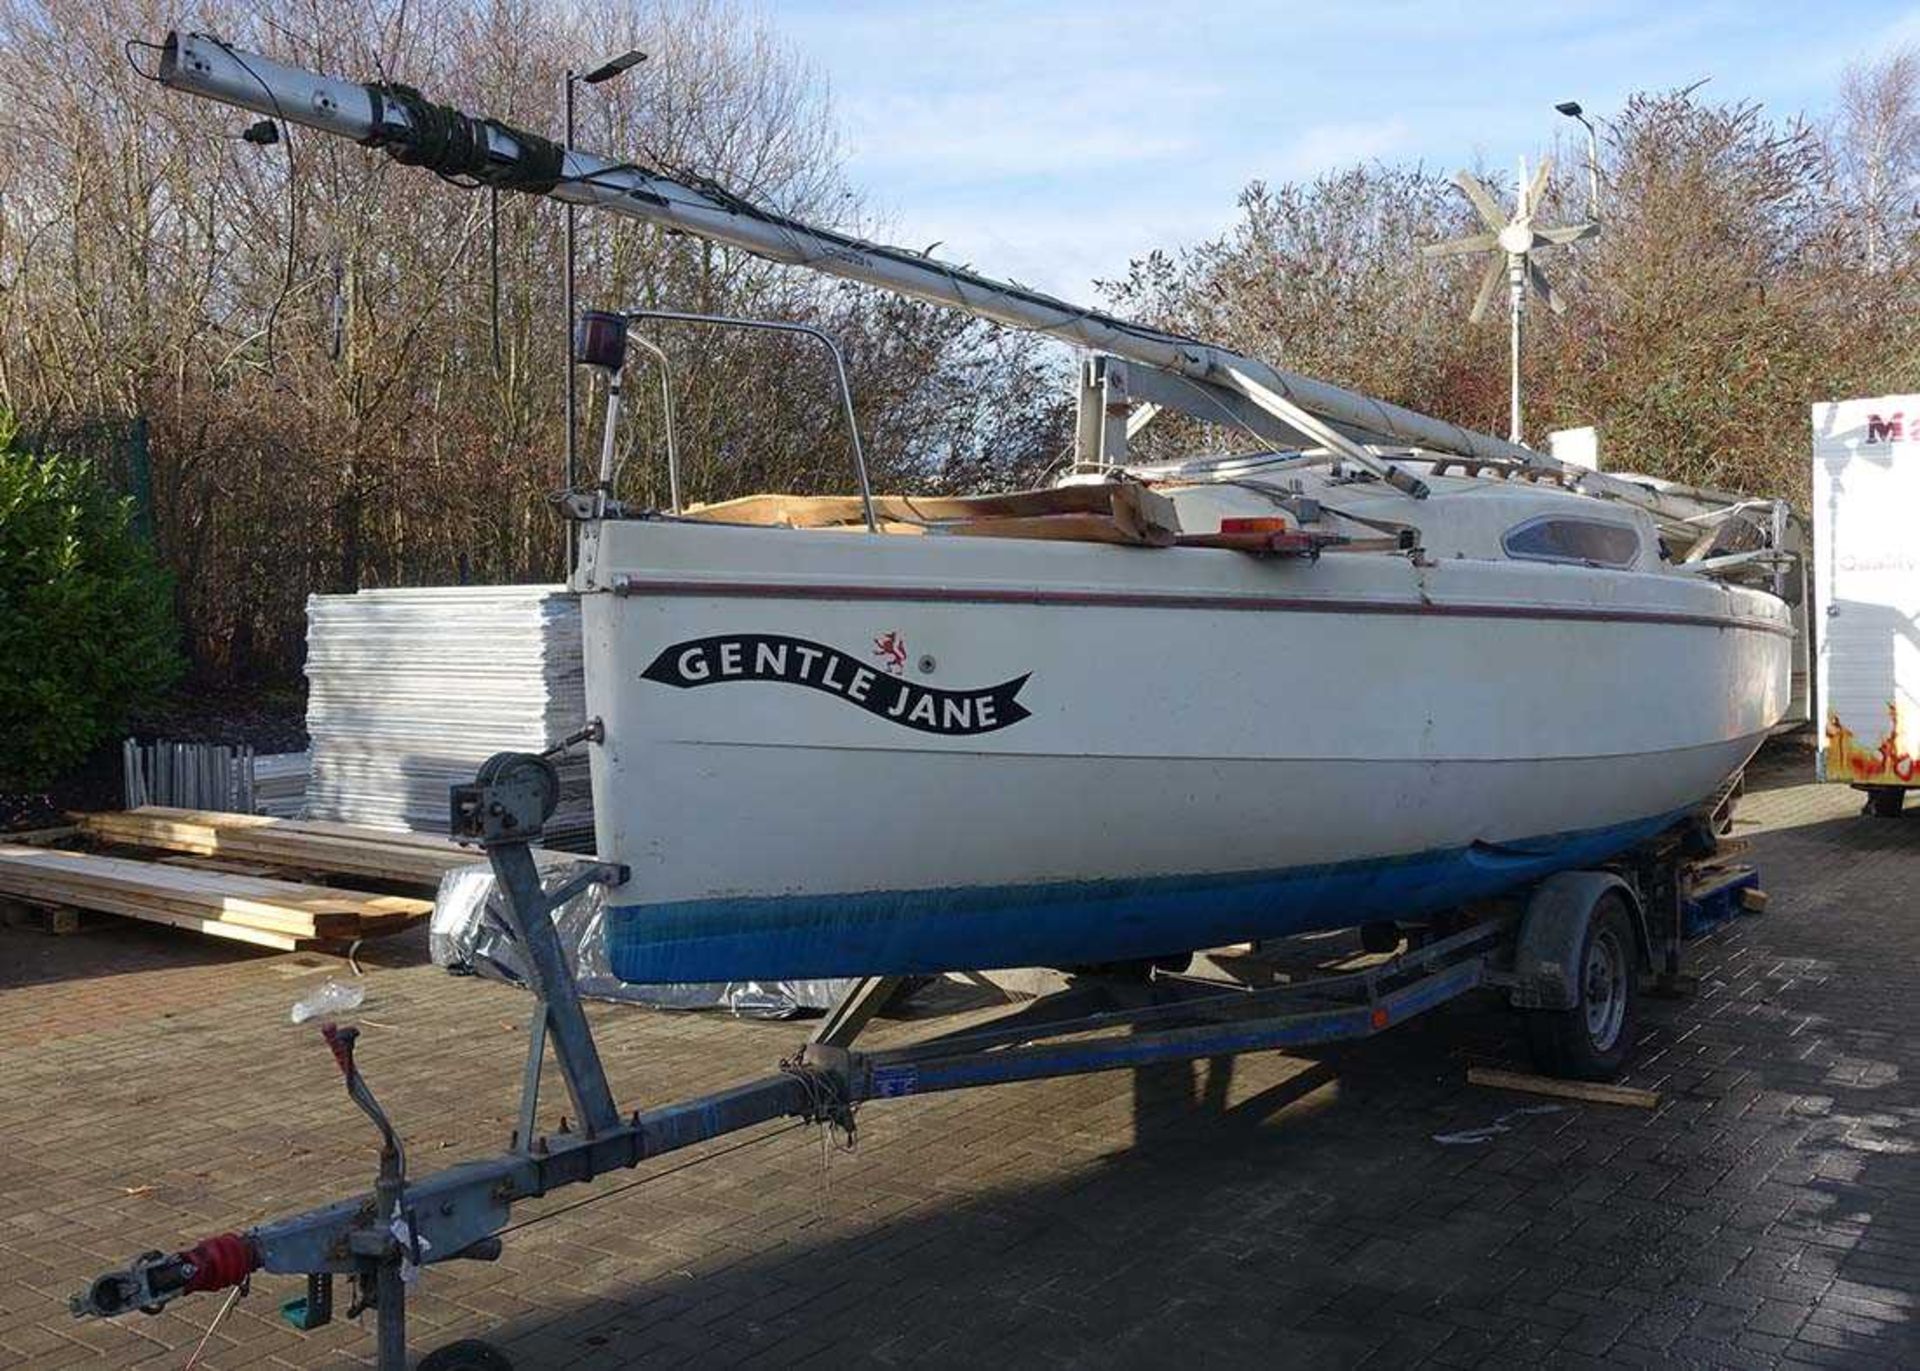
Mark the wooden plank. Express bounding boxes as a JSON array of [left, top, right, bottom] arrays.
[[76, 808, 575, 889], [0, 870, 329, 937], [2, 882, 309, 948], [0, 877, 406, 942], [0, 845, 427, 917], [679, 483, 1182, 543], [1466, 1067, 1661, 1109], [1, 825, 79, 846], [137, 808, 470, 851], [938, 489, 1179, 547], [0, 845, 430, 940], [683, 485, 1153, 527], [77, 818, 465, 887], [940, 513, 1158, 546], [157, 855, 296, 879], [0, 883, 313, 943], [150, 830, 459, 882], [86, 901, 304, 951], [815, 520, 928, 536], [1107, 483, 1181, 545]]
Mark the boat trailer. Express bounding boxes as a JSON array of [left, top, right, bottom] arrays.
[[69, 752, 1727, 1369]]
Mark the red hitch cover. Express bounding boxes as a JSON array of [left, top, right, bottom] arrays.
[[181, 1232, 259, 1294]]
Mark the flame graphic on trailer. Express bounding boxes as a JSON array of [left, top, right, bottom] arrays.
[[1812, 393, 1920, 792], [1824, 704, 1919, 785]]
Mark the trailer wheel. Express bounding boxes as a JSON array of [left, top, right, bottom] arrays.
[[418, 1339, 513, 1371], [1863, 786, 1906, 818], [1523, 892, 1637, 1081]]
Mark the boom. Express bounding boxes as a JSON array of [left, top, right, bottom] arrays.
[[153, 30, 1625, 496]]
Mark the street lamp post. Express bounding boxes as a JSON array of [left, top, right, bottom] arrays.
[[1554, 100, 1600, 218], [563, 49, 646, 570]]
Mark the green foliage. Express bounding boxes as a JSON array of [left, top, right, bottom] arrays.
[[0, 429, 183, 788]]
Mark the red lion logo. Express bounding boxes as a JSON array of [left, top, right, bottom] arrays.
[[872, 631, 908, 676]]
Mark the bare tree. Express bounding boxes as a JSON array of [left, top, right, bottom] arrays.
[[1833, 46, 1920, 272], [0, 0, 1066, 680], [1103, 166, 1509, 462], [1104, 81, 1916, 513]]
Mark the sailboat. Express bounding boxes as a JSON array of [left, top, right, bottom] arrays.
[[155, 33, 1794, 982]]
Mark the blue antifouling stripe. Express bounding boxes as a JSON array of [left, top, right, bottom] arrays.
[[603, 810, 1684, 982]]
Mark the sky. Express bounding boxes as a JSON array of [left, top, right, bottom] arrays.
[[774, 0, 1920, 302]]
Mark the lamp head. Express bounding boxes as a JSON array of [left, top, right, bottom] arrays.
[[581, 49, 647, 84]]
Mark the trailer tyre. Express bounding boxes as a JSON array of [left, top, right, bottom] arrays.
[[1864, 787, 1906, 818], [1524, 893, 1638, 1081], [418, 1340, 513, 1371]]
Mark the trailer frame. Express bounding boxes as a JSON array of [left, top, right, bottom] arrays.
[[69, 750, 1726, 1369]]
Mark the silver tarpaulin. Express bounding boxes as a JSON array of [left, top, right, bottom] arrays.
[[428, 865, 852, 1018]]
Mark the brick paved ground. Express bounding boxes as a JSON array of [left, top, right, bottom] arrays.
[[1, 745, 1916, 1368]]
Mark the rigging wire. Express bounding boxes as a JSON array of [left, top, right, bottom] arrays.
[[199, 34, 301, 374], [488, 188, 502, 370], [123, 35, 299, 374], [123, 38, 166, 82]]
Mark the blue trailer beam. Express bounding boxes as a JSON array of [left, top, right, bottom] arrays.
[[879, 916, 1509, 1065], [851, 957, 1485, 1100]]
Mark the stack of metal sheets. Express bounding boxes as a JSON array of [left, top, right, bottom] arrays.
[[252, 751, 311, 818], [304, 586, 594, 848]]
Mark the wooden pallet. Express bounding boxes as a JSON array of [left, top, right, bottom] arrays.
[[0, 843, 431, 950], [74, 807, 567, 890]]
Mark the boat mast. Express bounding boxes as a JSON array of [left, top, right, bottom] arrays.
[[150, 30, 1638, 501]]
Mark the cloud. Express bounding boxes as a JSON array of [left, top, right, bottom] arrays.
[[1809, 2, 1920, 75], [865, 200, 1235, 303], [790, 1, 1226, 184], [839, 87, 1203, 181], [778, 0, 1899, 300], [1272, 120, 1416, 179]]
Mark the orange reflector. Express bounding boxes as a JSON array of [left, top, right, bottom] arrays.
[[1218, 516, 1292, 535], [1369, 1007, 1390, 1031]]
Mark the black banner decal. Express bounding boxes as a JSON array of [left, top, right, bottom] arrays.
[[640, 634, 1031, 736]]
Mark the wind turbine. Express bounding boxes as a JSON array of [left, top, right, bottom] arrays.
[[1423, 156, 1598, 445]]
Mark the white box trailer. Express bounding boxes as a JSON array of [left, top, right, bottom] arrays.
[[1812, 394, 1920, 814]]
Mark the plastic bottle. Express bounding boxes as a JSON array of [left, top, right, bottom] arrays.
[[290, 978, 366, 1024]]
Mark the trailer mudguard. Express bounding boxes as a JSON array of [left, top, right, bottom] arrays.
[[1508, 870, 1644, 1010]]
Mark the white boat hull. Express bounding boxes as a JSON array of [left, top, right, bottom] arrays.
[[576, 520, 1791, 980]]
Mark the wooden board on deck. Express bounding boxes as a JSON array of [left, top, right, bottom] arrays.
[[680, 482, 1180, 546]]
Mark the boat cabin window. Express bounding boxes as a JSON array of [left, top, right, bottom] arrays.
[[1500, 516, 1642, 568]]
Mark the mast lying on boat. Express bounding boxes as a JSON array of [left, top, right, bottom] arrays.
[[151, 30, 1649, 505]]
